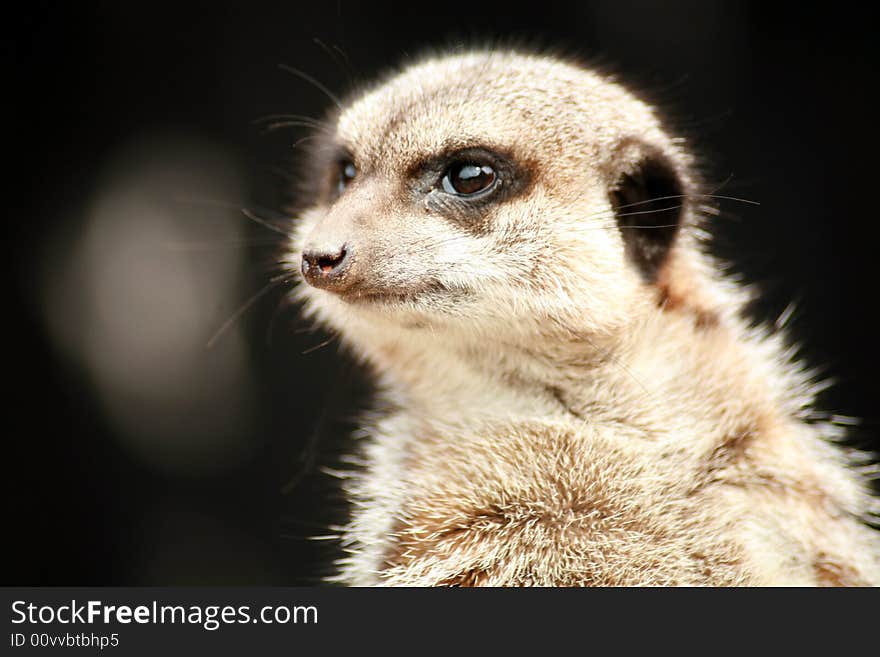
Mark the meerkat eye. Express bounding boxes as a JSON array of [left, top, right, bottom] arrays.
[[337, 159, 357, 193], [441, 162, 497, 196]]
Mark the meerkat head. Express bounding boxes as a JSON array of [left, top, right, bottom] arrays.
[[288, 50, 700, 351]]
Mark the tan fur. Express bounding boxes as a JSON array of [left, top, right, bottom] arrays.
[[285, 49, 880, 586]]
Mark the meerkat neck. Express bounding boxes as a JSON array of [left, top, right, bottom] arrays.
[[360, 313, 659, 425], [361, 276, 762, 434]]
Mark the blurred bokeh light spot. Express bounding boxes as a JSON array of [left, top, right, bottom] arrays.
[[42, 135, 259, 477]]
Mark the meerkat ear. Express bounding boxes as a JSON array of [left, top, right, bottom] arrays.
[[609, 146, 688, 282]]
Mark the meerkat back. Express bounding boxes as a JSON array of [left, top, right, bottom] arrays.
[[286, 49, 880, 586]]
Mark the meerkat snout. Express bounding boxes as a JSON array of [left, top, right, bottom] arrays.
[[301, 243, 351, 290]]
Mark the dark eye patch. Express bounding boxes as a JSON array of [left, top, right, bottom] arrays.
[[409, 145, 534, 234]]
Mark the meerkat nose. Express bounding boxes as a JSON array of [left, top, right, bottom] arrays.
[[301, 244, 351, 289]]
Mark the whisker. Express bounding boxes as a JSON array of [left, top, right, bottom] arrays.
[[171, 197, 293, 234], [580, 193, 760, 229], [302, 333, 340, 355], [269, 271, 298, 283], [241, 208, 291, 235], [593, 193, 760, 220], [708, 173, 735, 195], [331, 44, 351, 67], [612, 205, 683, 219], [291, 135, 321, 151], [699, 193, 760, 206], [206, 276, 294, 349], [278, 64, 343, 110], [163, 238, 282, 251], [313, 38, 357, 85], [253, 113, 326, 129], [261, 120, 326, 133]]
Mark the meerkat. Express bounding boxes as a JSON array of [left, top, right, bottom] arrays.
[[284, 49, 880, 586]]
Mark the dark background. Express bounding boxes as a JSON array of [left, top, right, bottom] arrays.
[[7, 2, 880, 584]]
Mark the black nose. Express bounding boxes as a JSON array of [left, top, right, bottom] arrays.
[[301, 244, 351, 288]]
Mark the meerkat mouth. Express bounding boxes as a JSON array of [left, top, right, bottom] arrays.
[[337, 280, 457, 306], [344, 289, 421, 304]]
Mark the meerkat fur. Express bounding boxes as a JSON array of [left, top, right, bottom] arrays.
[[284, 49, 880, 586]]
